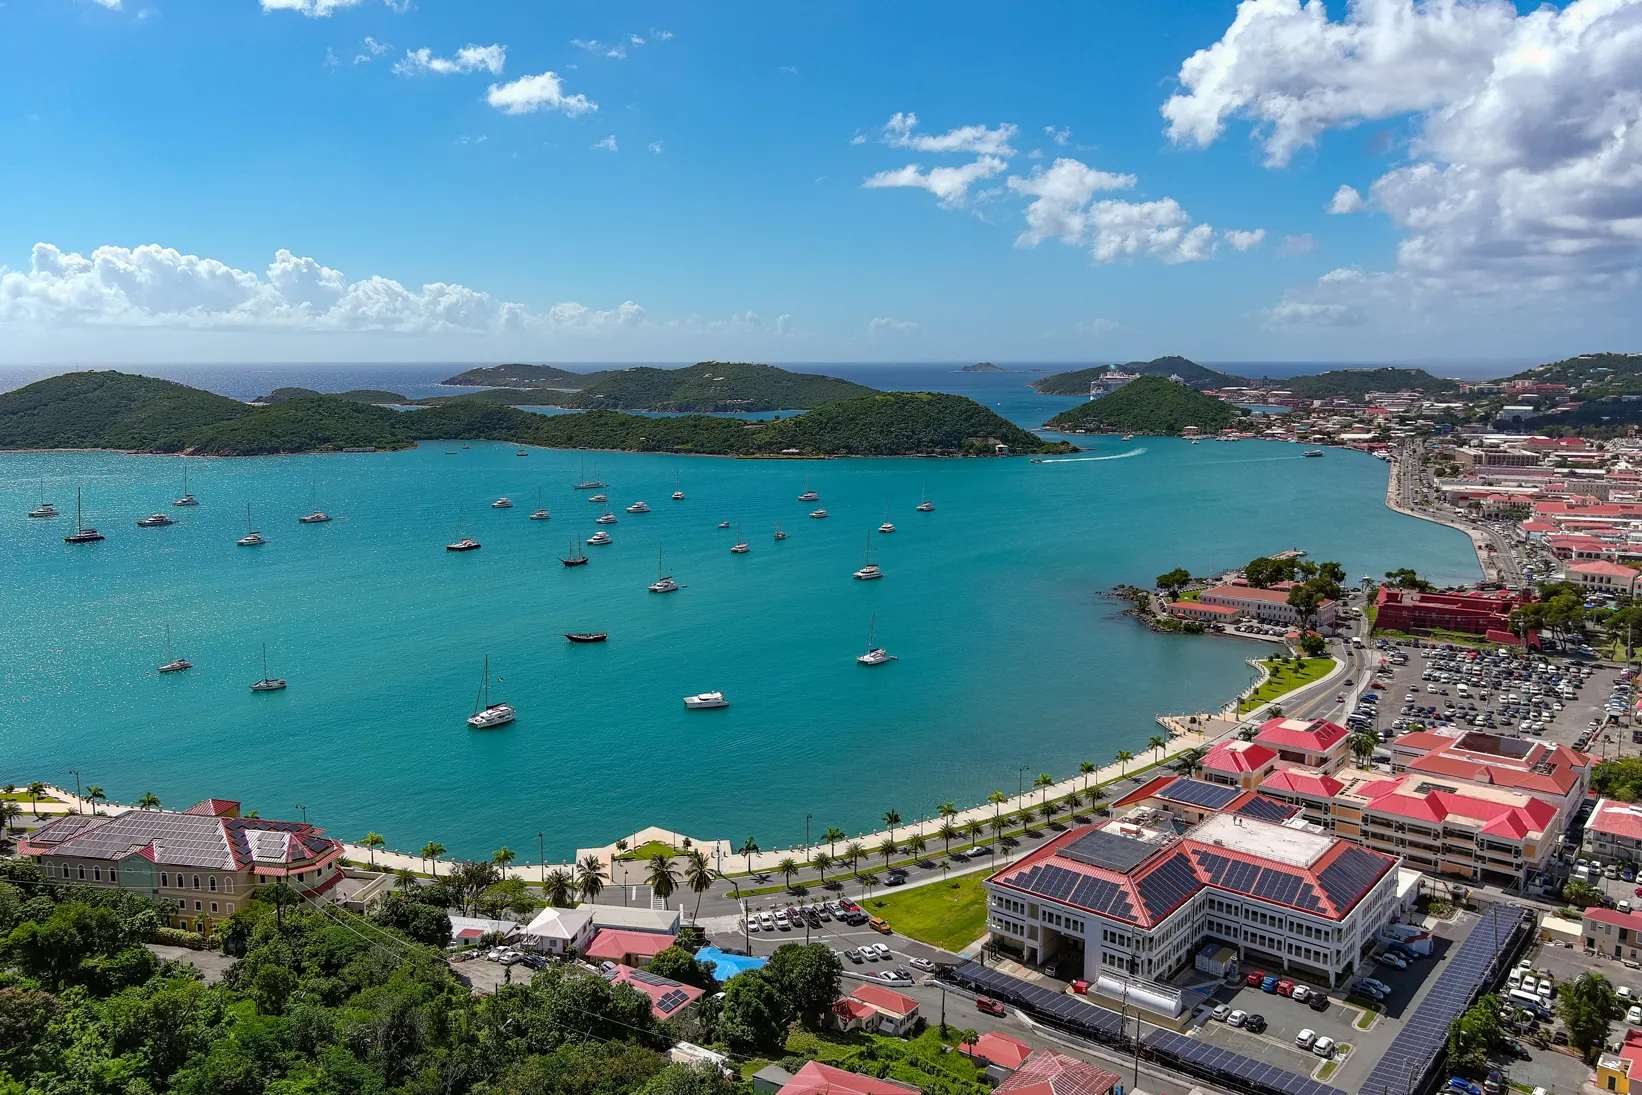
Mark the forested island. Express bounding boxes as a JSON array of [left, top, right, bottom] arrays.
[[1283, 367, 1459, 401], [0, 372, 1072, 458], [430, 361, 876, 413], [250, 387, 407, 405], [440, 363, 589, 389], [962, 362, 1003, 372], [1032, 356, 1246, 394], [1043, 375, 1239, 434]]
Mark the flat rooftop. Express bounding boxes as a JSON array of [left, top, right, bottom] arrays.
[[1189, 812, 1333, 869]]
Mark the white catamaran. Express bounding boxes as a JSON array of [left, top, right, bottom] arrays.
[[856, 612, 898, 666], [466, 655, 515, 728]]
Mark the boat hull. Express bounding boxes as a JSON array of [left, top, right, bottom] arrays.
[[251, 680, 287, 691], [564, 633, 607, 643]]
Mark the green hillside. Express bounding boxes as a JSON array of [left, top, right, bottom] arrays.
[[184, 398, 419, 456], [441, 363, 592, 388], [1033, 356, 1245, 394], [252, 387, 407, 405], [1503, 352, 1642, 396], [1044, 375, 1237, 434], [756, 391, 1062, 455], [1285, 367, 1460, 401], [0, 371, 247, 451], [552, 361, 878, 412]]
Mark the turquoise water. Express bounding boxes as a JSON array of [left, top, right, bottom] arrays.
[[1, 432, 1478, 861]]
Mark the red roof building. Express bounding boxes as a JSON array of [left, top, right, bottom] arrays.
[[1588, 799, 1642, 864], [830, 983, 921, 1036], [1373, 587, 1528, 636], [776, 1061, 921, 1095], [996, 1050, 1120, 1095], [1568, 560, 1641, 596], [960, 1031, 1035, 1071], [585, 929, 676, 965], [1198, 740, 1278, 790], [606, 964, 704, 1019], [1253, 717, 1351, 773], [1389, 730, 1592, 817], [1198, 585, 1338, 629]]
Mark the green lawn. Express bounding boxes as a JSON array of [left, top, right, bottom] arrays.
[[860, 870, 989, 951], [1238, 657, 1335, 714], [614, 840, 684, 862]]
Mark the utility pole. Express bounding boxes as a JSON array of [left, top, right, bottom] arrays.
[[805, 814, 812, 849], [538, 832, 545, 887], [1018, 766, 1027, 802], [68, 770, 81, 814]]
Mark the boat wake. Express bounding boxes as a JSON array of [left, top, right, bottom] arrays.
[[1036, 447, 1147, 463]]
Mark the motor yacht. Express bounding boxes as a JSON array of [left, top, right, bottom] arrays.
[[810, 509, 828, 519], [64, 488, 104, 543], [717, 521, 731, 528], [298, 511, 332, 524], [516, 450, 529, 457], [137, 513, 177, 527], [589, 494, 607, 503], [626, 501, 651, 513], [564, 632, 607, 643], [649, 544, 680, 591], [595, 509, 618, 524], [684, 691, 729, 709], [467, 655, 515, 729], [492, 497, 514, 509], [446, 538, 481, 551], [586, 530, 613, 545], [1304, 449, 1325, 457]]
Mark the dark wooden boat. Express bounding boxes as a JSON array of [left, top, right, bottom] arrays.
[[565, 633, 607, 643], [562, 539, 589, 567]]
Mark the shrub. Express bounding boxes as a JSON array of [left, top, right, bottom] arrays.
[[151, 927, 207, 949]]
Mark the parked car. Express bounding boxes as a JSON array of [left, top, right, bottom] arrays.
[[1627, 1005, 1642, 1025], [1296, 1029, 1317, 1050], [1379, 953, 1409, 970], [1228, 1009, 1248, 1027], [746, 917, 760, 933], [1246, 971, 1265, 987], [1245, 1014, 1268, 1034], [1313, 1036, 1337, 1058], [1277, 980, 1295, 996], [869, 917, 892, 934], [909, 957, 935, 972], [1360, 978, 1392, 996], [1262, 975, 1280, 993], [873, 943, 891, 959], [1212, 1004, 1231, 1022], [877, 971, 910, 984], [1446, 1079, 1483, 1095], [976, 996, 1005, 1017], [1292, 985, 1312, 1004], [844, 948, 863, 964]]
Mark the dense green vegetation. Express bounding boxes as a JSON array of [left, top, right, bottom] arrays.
[[1033, 356, 1245, 394], [1593, 758, 1642, 803], [441, 363, 591, 388], [1501, 352, 1642, 396], [545, 363, 877, 413], [1043, 375, 1238, 433], [0, 372, 1068, 456], [1284, 367, 1461, 401], [0, 371, 248, 450], [961, 362, 1002, 372], [253, 387, 407, 405]]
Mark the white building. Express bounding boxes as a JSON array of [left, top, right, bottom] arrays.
[[1089, 370, 1140, 397], [983, 813, 1403, 988], [519, 905, 597, 956], [1198, 584, 1338, 630]]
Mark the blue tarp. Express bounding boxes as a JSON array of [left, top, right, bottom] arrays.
[[696, 947, 766, 981]]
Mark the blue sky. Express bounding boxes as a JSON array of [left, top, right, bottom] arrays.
[[1, 0, 1638, 365]]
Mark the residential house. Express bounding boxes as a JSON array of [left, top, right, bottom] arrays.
[[519, 905, 597, 956], [1253, 717, 1351, 774], [1568, 560, 1641, 596], [586, 928, 676, 966], [607, 964, 704, 1020], [775, 1062, 920, 1095], [831, 983, 921, 1037], [1598, 1029, 1642, 1093], [1587, 799, 1642, 865], [996, 1050, 1121, 1095]]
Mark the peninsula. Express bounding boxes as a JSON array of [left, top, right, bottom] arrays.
[[432, 361, 877, 413], [1043, 375, 1239, 434], [250, 386, 407, 405], [0, 371, 1072, 457], [439, 363, 590, 389]]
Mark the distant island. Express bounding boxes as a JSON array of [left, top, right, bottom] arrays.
[[251, 387, 407, 405], [1032, 356, 1248, 394], [1043, 375, 1238, 434], [963, 362, 1004, 373], [0, 371, 1074, 458], [1283, 367, 1460, 402], [432, 360, 877, 413], [440, 363, 590, 389]]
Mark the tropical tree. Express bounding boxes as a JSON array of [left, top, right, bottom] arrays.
[[938, 802, 959, 822], [647, 853, 680, 909], [1113, 750, 1134, 778], [1034, 773, 1054, 809], [491, 846, 516, 871], [738, 837, 761, 875], [843, 842, 865, 874], [1043, 797, 1061, 824], [1156, 567, 1193, 600], [394, 868, 419, 892], [1079, 761, 1097, 792], [420, 840, 446, 879], [966, 819, 984, 848], [576, 854, 608, 903], [937, 819, 959, 856], [1349, 731, 1378, 766], [543, 868, 575, 908], [987, 789, 1007, 820], [960, 1028, 980, 1054], [1558, 972, 1619, 1061], [1171, 746, 1206, 775], [822, 826, 845, 856], [259, 881, 300, 928], [1147, 734, 1168, 762], [28, 781, 46, 819], [906, 833, 927, 860], [989, 815, 1010, 843], [136, 792, 161, 809], [858, 872, 879, 901], [809, 850, 833, 885], [1019, 806, 1038, 829], [883, 809, 902, 843], [685, 850, 715, 920], [362, 831, 386, 868], [877, 836, 897, 869], [0, 801, 20, 836], [1066, 790, 1084, 815], [777, 857, 800, 890], [86, 785, 106, 814]]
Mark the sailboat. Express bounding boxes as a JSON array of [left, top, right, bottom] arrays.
[[236, 504, 266, 546], [731, 519, 750, 554], [491, 497, 514, 509], [878, 502, 896, 535], [798, 474, 819, 502], [856, 612, 897, 666], [299, 480, 332, 523], [573, 457, 607, 490], [64, 488, 104, 543], [561, 538, 589, 566], [250, 643, 286, 691], [530, 491, 551, 520], [157, 624, 193, 673], [773, 521, 788, 541], [672, 473, 685, 501], [649, 544, 680, 593], [852, 535, 883, 580], [28, 477, 57, 518], [915, 484, 935, 513], [446, 506, 480, 551], [173, 466, 198, 507], [466, 655, 515, 728]]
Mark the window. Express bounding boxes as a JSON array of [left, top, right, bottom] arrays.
[[161, 872, 169, 887], [192, 874, 200, 890], [209, 876, 217, 892], [177, 898, 186, 909], [93, 866, 102, 881], [110, 867, 118, 883], [194, 900, 202, 911], [77, 864, 85, 880], [210, 902, 218, 913], [61, 864, 70, 878], [223, 878, 234, 893]]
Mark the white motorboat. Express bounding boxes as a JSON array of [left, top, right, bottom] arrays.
[[731, 519, 749, 554], [798, 474, 819, 502], [853, 535, 882, 580], [158, 624, 192, 673], [718, 521, 731, 528], [589, 493, 607, 504], [530, 490, 551, 520], [447, 538, 481, 551], [492, 497, 514, 509], [856, 612, 897, 666], [173, 466, 197, 507], [684, 691, 729, 709], [626, 501, 651, 513], [810, 509, 828, 519], [236, 504, 266, 546], [64, 488, 104, 543], [466, 655, 515, 729], [137, 513, 177, 527], [586, 530, 613, 545], [649, 544, 680, 592], [672, 474, 685, 501], [595, 509, 618, 524], [298, 511, 332, 524], [878, 522, 896, 533], [250, 644, 286, 691]]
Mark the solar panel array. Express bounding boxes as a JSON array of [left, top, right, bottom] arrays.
[[949, 963, 1125, 1044], [1360, 904, 1530, 1095], [1233, 795, 1296, 823], [1160, 777, 1241, 811], [1315, 844, 1392, 910], [1192, 850, 1328, 915], [1010, 863, 1137, 921], [626, 970, 679, 988], [654, 988, 691, 1014], [1142, 1028, 1349, 1095], [1135, 851, 1200, 920], [1061, 829, 1159, 874]]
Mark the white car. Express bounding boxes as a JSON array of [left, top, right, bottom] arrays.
[[746, 917, 760, 933], [874, 943, 892, 959], [774, 913, 790, 930], [759, 913, 775, 930], [1312, 1036, 1336, 1058], [1228, 1009, 1248, 1027], [1379, 953, 1408, 970], [1212, 1004, 1231, 1022], [1629, 1005, 1642, 1026], [1292, 985, 1312, 1003], [909, 958, 935, 972], [1296, 1029, 1317, 1050]]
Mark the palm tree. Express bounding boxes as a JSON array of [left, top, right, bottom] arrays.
[[576, 854, 608, 903], [1349, 731, 1378, 766], [1079, 761, 1097, 792], [1034, 772, 1053, 809], [1043, 797, 1062, 825], [685, 850, 715, 921], [906, 833, 928, 860], [883, 809, 902, 843], [987, 790, 1007, 822], [843, 841, 865, 874], [1066, 790, 1084, 816], [937, 819, 959, 856], [1019, 805, 1038, 829], [86, 785, 106, 814], [1148, 734, 1168, 763], [858, 871, 879, 901], [137, 792, 161, 809], [777, 856, 800, 890], [0, 801, 20, 836], [989, 815, 1009, 843], [960, 1028, 980, 1054], [647, 853, 680, 908], [1114, 750, 1134, 778], [810, 850, 833, 885], [28, 781, 46, 819], [823, 826, 845, 856], [394, 868, 419, 892], [965, 819, 984, 849], [938, 802, 959, 822], [420, 841, 447, 879], [543, 868, 575, 908], [738, 837, 760, 875], [877, 836, 897, 869], [362, 831, 386, 868]]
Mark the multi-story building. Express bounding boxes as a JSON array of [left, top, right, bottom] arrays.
[[1197, 585, 1337, 630], [1253, 717, 1351, 774], [1389, 730, 1592, 822], [1198, 740, 1278, 791], [1586, 799, 1642, 865], [1372, 588, 1526, 636], [1108, 775, 1301, 827], [1568, 560, 1641, 596], [983, 813, 1402, 989], [18, 798, 344, 933]]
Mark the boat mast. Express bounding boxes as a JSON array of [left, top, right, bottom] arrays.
[[75, 487, 83, 532]]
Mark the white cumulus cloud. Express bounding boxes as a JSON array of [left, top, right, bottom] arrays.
[[1006, 159, 1214, 263], [881, 112, 1018, 157], [1328, 184, 1365, 214], [1225, 228, 1267, 251], [394, 44, 506, 77], [572, 38, 627, 59], [260, 0, 366, 15], [1278, 233, 1317, 256], [868, 316, 919, 336], [863, 156, 1009, 208], [487, 72, 596, 116], [593, 135, 618, 152], [1006, 158, 1138, 246]]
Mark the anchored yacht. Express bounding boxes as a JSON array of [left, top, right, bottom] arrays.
[[731, 519, 749, 554], [626, 501, 651, 513], [595, 508, 618, 524], [853, 535, 882, 580], [173, 467, 198, 507], [798, 474, 819, 502], [250, 644, 286, 691], [810, 509, 828, 519], [684, 691, 729, 709], [492, 497, 514, 509], [466, 655, 515, 729], [586, 530, 613, 545], [64, 488, 104, 543], [649, 544, 680, 592], [530, 491, 551, 520], [137, 513, 177, 527], [446, 538, 481, 551], [158, 625, 192, 674], [856, 612, 897, 666], [236, 504, 266, 546]]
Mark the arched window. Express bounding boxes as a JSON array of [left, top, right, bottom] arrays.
[[77, 865, 85, 880], [223, 877, 234, 893], [110, 867, 118, 883], [61, 864, 70, 878], [209, 876, 217, 892], [192, 874, 200, 890], [161, 872, 169, 887], [93, 866, 102, 881]]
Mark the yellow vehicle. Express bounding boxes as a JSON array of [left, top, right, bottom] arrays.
[[869, 917, 892, 934]]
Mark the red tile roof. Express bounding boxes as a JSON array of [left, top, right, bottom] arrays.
[[996, 1051, 1120, 1095], [585, 929, 676, 962], [1167, 600, 1241, 615], [1584, 907, 1642, 933], [1254, 717, 1349, 753], [1201, 740, 1277, 774], [1591, 799, 1642, 841], [1569, 560, 1640, 578], [608, 964, 704, 1019], [1260, 770, 1345, 798], [960, 1032, 1035, 1071], [183, 798, 241, 816], [849, 983, 920, 1016], [778, 1061, 921, 1095]]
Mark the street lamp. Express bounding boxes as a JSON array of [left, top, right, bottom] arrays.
[[68, 770, 81, 814], [805, 813, 812, 849], [538, 831, 545, 886], [295, 804, 307, 824], [1018, 766, 1027, 802]]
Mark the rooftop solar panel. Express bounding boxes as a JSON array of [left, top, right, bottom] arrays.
[[1316, 845, 1391, 909], [1234, 795, 1295, 822], [1136, 851, 1200, 920], [1160, 777, 1241, 811], [1143, 1028, 1349, 1095], [1062, 828, 1159, 874]]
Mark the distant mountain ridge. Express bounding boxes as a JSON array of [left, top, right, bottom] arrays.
[[432, 361, 877, 413], [1044, 375, 1238, 434], [1283, 367, 1460, 401], [1032, 356, 1248, 394], [441, 363, 591, 389]]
